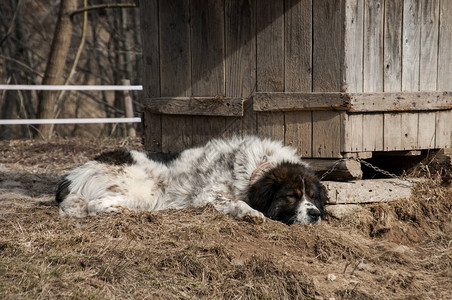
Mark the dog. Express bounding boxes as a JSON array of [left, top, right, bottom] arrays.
[[56, 136, 328, 224]]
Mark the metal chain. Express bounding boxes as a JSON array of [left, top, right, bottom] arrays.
[[320, 157, 441, 188]]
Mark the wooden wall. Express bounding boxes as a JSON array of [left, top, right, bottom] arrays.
[[141, 0, 452, 156], [342, 0, 452, 153]]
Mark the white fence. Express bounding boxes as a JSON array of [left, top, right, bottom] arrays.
[[0, 84, 143, 125]]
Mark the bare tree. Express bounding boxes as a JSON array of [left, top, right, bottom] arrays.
[[35, 0, 77, 138]]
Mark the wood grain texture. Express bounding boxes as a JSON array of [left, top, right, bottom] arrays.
[[140, 0, 161, 151], [285, 111, 312, 157], [343, 0, 364, 93], [435, 110, 452, 148], [313, 0, 343, 92], [224, 0, 254, 137], [362, 113, 383, 151], [401, 112, 419, 150], [284, 0, 312, 92], [159, 0, 192, 152], [256, 0, 284, 141], [418, 112, 436, 149], [420, 0, 439, 91], [384, 113, 402, 150], [402, 0, 421, 91], [312, 111, 342, 158], [438, 0, 452, 91], [363, 0, 384, 92], [253, 92, 349, 111], [190, 0, 226, 147], [383, 0, 402, 92], [144, 97, 244, 116]]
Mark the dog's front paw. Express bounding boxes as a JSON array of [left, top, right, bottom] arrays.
[[242, 210, 265, 224]]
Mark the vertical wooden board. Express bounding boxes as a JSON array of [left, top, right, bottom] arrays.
[[256, 0, 284, 141], [159, 0, 192, 152], [312, 0, 343, 157], [312, 112, 342, 158], [438, 0, 452, 91], [224, 0, 254, 138], [285, 112, 312, 157], [257, 112, 285, 140], [363, 0, 384, 92], [435, 111, 452, 148], [383, 0, 402, 92], [159, 0, 191, 97], [362, 113, 383, 151], [191, 0, 225, 96], [140, 0, 161, 151], [401, 112, 419, 150], [418, 112, 436, 149], [342, 113, 363, 152], [225, 0, 252, 98], [284, 0, 312, 92], [284, 0, 312, 156], [241, 98, 257, 136], [384, 113, 402, 151], [342, 1, 364, 153], [313, 0, 343, 92], [420, 0, 439, 91], [362, 0, 384, 153], [343, 0, 364, 93], [161, 115, 192, 152], [402, 0, 421, 91], [191, 0, 226, 146], [192, 117, 226, 146]]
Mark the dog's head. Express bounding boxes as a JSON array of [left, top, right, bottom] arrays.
[[247, 162, 328, 225]]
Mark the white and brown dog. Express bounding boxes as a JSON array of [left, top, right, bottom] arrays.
[[56, 136, 327, 224]]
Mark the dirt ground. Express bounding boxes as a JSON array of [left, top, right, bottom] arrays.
[[0, 138, 451, 299]]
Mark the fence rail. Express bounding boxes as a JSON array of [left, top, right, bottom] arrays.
[[0, 84, 143, 125]]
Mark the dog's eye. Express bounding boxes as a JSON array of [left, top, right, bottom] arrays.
[[308, 190, 314, 198]]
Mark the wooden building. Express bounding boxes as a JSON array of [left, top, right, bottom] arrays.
[[139, 0, 452, 159]]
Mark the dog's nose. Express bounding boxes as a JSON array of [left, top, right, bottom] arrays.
[[307, 208, 320, 221]]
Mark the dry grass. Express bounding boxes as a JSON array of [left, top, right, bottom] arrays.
[[0, 138, 451, 299]]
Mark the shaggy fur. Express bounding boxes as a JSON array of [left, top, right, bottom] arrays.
[[56, 136, 328, 224]]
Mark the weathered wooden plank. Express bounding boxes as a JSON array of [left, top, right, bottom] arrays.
[[363, 0, 384, 92], [362, 113, 383, 151], [304, 158, 363, 181], [324, 179, 414, 204], [401, 112, 419, 150], [402, 0, 421, 91], [159, 0, 192, 152], [417, 112, 436, 149], [284, 0, 312, 92], [436, 110, 452, 148], [253, 92, 349, 111], [420, 0, 439, 91], [348, 91, 452, 112], [384, 113, 402, 151], [341, 113, 363, 152], [191, 0, 225, 96], [438, 0, 452, 91], [313, 0, 343, 92], [225, 0, 252, 98], [140, 0, 161, 151], [343, 0, 364, 93], [224, 0, 254, 137], [285, 111, 312, 157], [144, 97, 244, 116], [312, 111, 342, 158], [363, 0, 384, 154], [383, 0, 402, 92], [256, 0, 284, 141], [190, 0, 226, 146], [253, 91, 452, 112]]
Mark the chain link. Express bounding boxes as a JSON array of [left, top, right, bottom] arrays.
[[320, 157, 441, 188]]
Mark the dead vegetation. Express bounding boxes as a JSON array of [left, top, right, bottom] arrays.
[[0, 138, 451, 299]]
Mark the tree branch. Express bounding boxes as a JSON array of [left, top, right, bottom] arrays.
[[70, 3, 136, 19]]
